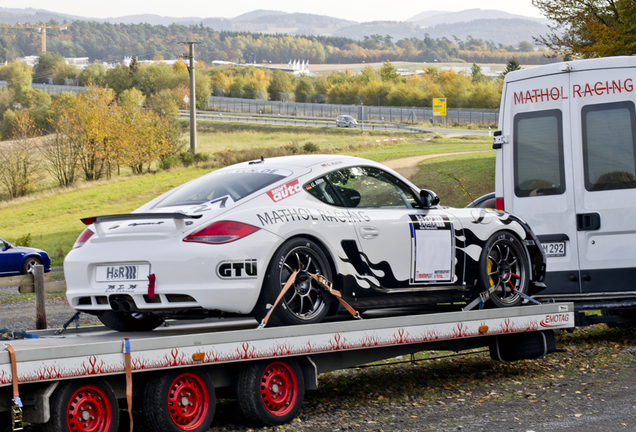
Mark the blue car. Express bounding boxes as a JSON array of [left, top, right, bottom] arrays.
[[0, 237, 51, 276]]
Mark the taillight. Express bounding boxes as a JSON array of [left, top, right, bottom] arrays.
[[495, 197, 504, 211], [73, 228, 95, 249], [183, 221, 260, 244]]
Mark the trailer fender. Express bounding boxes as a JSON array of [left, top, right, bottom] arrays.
[[21, 382, 58, 424]]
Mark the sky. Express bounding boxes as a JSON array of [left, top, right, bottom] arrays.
[[4, 0, 544, 23]]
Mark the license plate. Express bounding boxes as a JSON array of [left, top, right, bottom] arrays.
[[541, 241, 566, 257], [95, 264, 150, 282]]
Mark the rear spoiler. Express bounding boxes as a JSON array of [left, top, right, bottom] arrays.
[[81, 213, 203, 234]]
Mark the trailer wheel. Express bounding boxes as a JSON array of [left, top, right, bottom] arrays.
[[98, 311, 164, 332], [43, 379, 119, 432], [253, 237, 333, 326], [478, 232, 529, 308], [142, 369, 215, 432], [237, 359, 304, 425]]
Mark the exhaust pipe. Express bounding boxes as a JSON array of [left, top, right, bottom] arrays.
[[110, 298, 121, 311]]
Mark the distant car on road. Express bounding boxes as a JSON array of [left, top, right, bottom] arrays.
[[0, 237, 51, 276], [336, 115, 358, 128]]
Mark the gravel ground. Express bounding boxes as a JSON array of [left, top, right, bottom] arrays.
[[2, 291, 636, 432]]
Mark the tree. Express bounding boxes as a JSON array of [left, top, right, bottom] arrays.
[[471, 62, 485, 83], [532, 0, 636, 57], [501, 57, 522, 78], [1, 61, 32, 95], [34, 53, 65, 80], [379, 60, 399, 83], [0, 112, 41, 197]]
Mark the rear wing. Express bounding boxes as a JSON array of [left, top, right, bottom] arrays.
[[81, 213, 203, 234]]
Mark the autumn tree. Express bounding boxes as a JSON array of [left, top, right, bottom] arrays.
[[42, 107, 81, 187], [532, 0, 636, 57], [0, 112, 40, 197]]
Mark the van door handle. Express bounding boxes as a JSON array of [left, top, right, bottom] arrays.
[[359, 226, 380, 239], [576, 213, 601, 231]]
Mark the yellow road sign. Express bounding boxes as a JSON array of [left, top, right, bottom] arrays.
[[433, 98, 447, 116]]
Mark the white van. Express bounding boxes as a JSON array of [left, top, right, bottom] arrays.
[[494, 56, 636, 309]]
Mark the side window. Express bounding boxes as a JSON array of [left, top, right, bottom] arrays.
[[514, 109, 565, 197], [304, 177, 344, 206], [582, 101, 636, 191], [325, 167, 419, 209]]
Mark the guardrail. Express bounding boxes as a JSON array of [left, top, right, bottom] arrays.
[[183, 110, 431, 133], [207, 96, 499, 126], [0, 265, 65, 329]]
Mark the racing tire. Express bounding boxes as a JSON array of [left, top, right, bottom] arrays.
[[142, 369, 216, 432], [236, 359, 304, 426], [43, 378, 119, 432], [22, 256, 41, 275], [253, 237, 333, 326], [98, 311, 164, 332], [478, 232, 529, 308]]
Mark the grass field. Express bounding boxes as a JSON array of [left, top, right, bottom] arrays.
[[0, 124, 493, 266]]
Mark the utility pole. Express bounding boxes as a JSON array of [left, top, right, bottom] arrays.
[[179, 41, 200, 154]]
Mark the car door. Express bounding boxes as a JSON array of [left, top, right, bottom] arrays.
[[323, 166, 458, 290], [0, 239, 21, 275], [499, 71, 581, 296], [568, 67, 636, 293]]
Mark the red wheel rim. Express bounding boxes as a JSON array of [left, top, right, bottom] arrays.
[[259, 362, 298, 416], [167, 373, 210, 430], [66, 385, 113, 432]]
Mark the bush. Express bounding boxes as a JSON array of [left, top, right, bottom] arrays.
[[15, 233, 31, 247], [179, 151, 195, 167], [194, 152, 209, 163], [303, 142, 320, 153], [160, 156, 181, 170]]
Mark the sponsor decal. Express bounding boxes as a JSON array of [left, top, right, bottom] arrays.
[[321, 161, 343, 167], [106, 284, 138, 293], [540, 313, 571, 327], [211, 167, 293, 176], [305, 178, 325, 191], [267, 179, 302, 202], [256, 208, 370, 226], [513, 79, 634, 105], [128, 221, 165, 227], [217, 259, 258, 279], [410, 214, 450, 230], [106, 266, 138, 280]]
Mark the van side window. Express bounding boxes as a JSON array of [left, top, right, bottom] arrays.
[[582, 101, 636, 191], [513, 109, 565, 197]]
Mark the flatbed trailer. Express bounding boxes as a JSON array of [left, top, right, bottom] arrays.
[[0, 303, 574, 432]]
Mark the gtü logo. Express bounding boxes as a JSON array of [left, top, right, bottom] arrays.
[[267, 179, 302, 202]]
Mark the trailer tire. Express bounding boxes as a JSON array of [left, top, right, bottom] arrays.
[[237, 359, 304, 425], [478, 232, 529, 308], [253, 237, 333, 326], [142, 369, 215, 432], [43, 378, 119, 432], [98, 311, 164, 332]]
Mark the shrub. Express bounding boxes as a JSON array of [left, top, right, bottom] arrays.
[[15, 233, 31, 247]]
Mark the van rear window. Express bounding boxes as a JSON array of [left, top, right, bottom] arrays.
[[513, 109, 565, 197], [582, 101, 636, 192]]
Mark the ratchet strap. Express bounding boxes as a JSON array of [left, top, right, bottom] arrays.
[[308, 273, 361, 319], [123, 338, 133, 432], [5, 345, 23, 431], [258, 270, 297, 329], [257, 271, 362, 329]]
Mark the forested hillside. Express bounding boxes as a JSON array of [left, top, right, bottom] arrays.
[[0, 21, 557, 65]]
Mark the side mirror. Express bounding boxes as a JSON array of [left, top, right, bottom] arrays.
[[420, 189, 440, 208]]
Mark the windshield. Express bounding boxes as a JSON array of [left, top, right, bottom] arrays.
[[153, 168, 291, 208]]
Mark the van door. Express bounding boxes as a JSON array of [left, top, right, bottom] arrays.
[[499, 72, 581, 296], [568, 69, 636, 294]]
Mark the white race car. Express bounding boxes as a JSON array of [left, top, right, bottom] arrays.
[[64, 155, 546, 331]]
